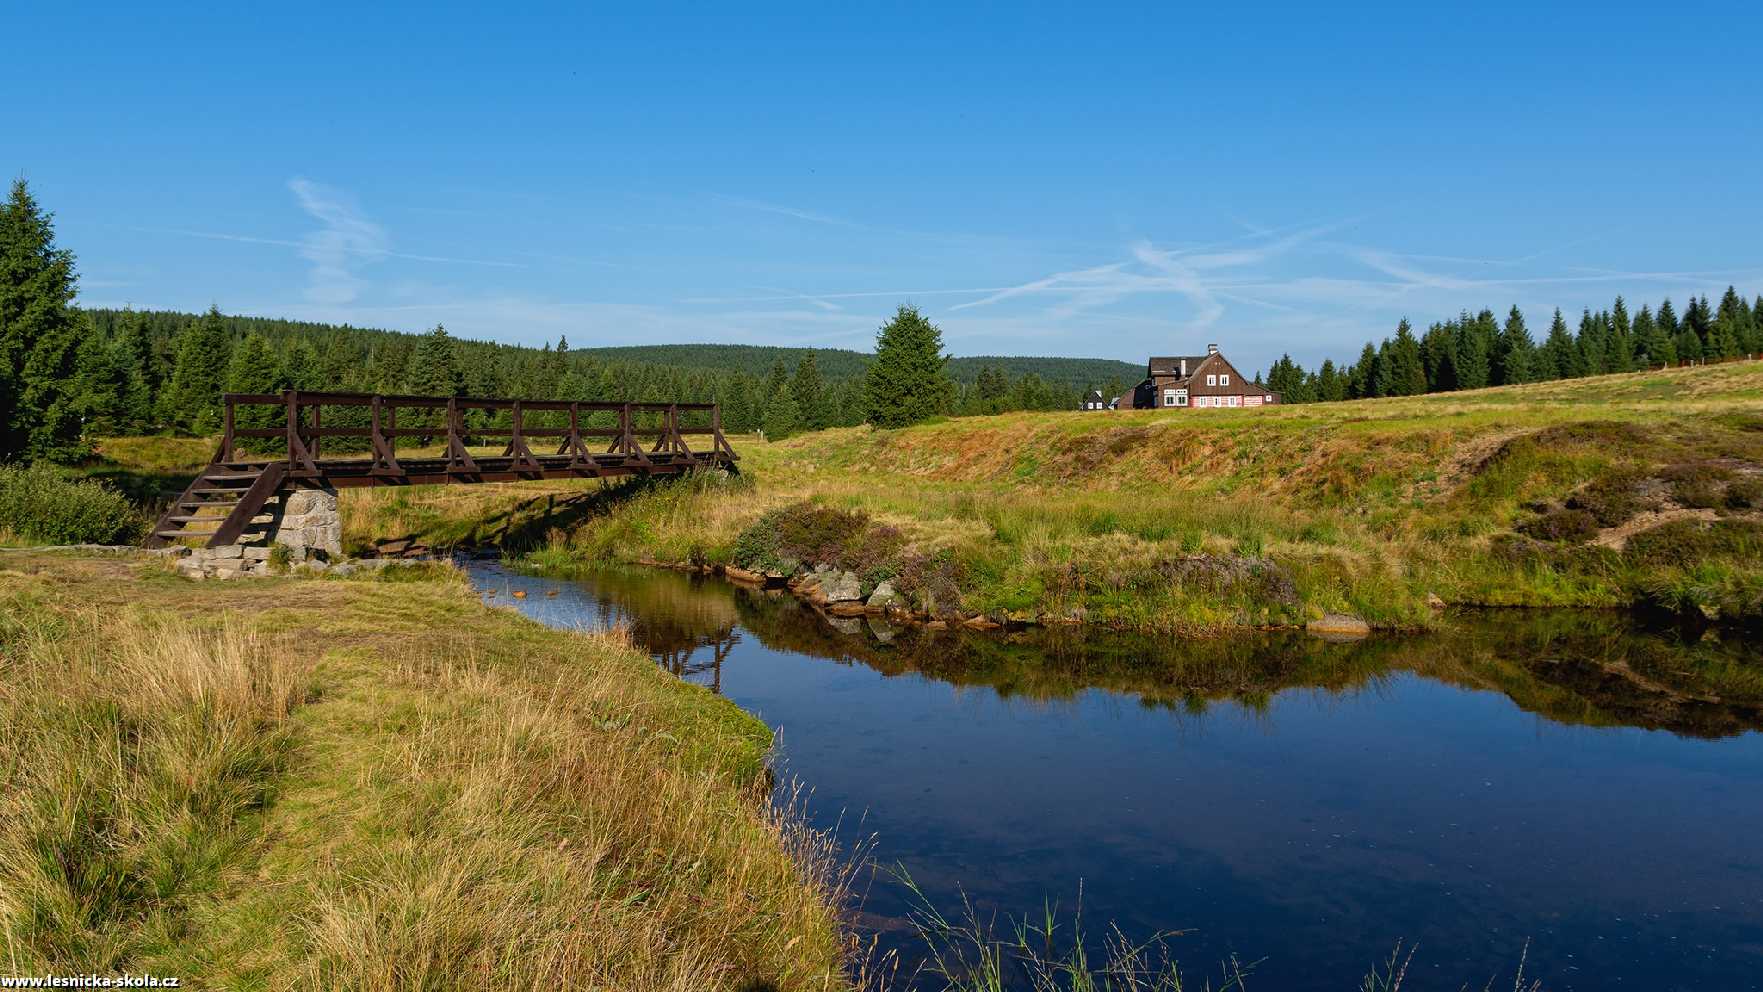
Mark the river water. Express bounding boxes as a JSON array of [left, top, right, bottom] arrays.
[[466, 561, 1763, 990]]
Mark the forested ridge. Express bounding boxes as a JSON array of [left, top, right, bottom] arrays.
[[1260, 294, 1763, 404]]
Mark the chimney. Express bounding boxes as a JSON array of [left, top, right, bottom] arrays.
[[1179, 358, 1187, 376], [1207, 343, 1218, 356]]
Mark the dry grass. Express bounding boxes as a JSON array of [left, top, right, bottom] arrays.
[[0, 553, 855, 990]]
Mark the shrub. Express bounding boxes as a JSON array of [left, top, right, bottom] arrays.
[[1725, 475, 1763, 510], [1624, 518, 1763, 569], [1516, 508, 1600, 544], [1661, 463, 1734, 510], [1565, 470, 1654, 527], [0, 464, 142, 545]]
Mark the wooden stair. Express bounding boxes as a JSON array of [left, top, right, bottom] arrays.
[[146, 461, 289, 549]]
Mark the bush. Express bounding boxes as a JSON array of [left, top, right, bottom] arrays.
[[1725, 475, 1763, 510], [1565, 470, 1654, 526], [1624, 518, 1763, 569], [1662, 463, 1734, 510], [0, 464, 142, 545], [1516, 507, 1600, 543]]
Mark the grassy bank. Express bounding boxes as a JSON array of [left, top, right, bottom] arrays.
[[0, 551, 852, 989], [332, 362, 1763, 633]]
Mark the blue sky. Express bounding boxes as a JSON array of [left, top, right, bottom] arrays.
[[10, 2, 1762, 374]]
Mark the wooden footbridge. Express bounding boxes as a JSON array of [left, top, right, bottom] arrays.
[[147, 391, 738, 548]]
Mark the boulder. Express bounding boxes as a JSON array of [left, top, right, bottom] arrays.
[[821, 570, 863, 603], [866, 580, 906, 611]]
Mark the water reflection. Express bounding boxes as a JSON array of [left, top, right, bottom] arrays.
[[470, 562, 1763, 991], [502, 563, 1763, 740]]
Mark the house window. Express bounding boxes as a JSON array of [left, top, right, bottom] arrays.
[[1206, 374, 1217, 386], [1228, 395, 1241, 407], [1265, 394, 1274, 402], [1163, 390, 1177, 407], [1220, 374, 1230, 386], [1176, 390, 1188, 407]]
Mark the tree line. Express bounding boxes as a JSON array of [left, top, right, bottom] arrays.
[[1260, 293, 1763, 403]]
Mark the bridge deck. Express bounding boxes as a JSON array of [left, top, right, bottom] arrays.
[[147, 391, 737, 548]]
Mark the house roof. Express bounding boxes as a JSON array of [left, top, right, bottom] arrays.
[[1147, 355, 1211, 376]]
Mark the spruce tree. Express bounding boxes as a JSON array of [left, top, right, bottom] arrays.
[[1316, 359, 1346, 402], [975, 365, 1010, 413], [1495, 306, 1536, 385], [1421, 322, 1457, 391], [1713, 286, 1748, 359], [406, 324, 464, 396], [1347, 342, 1377, 398], [1657, 297, 1680, 342], [761, 379, 799, 440], [72, 320, 131, 436], [1676, 324, 1705, 363], [1576, 309, 1606, 376], [225, 332, 283, 394], [0, 178, 86, 462], [283, 338, 323, 391], [1540, 309, 1577, 380], [1632, 304, 1674, 368], [1685, 296, 1715, 356], [864, 305, 953, 428], [111, 310, 157, 428], [1013, 372, 1052, 410], [163, 306, 232, 433], [792, 350, 827, 431], [1454, 312, 1493, 390], [1380, 320, 1426, 396], [1608, 297, 1634, 373]]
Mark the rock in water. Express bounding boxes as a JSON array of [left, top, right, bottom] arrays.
[[867, 580, 905, 611], [1307, 613, 1371, 638]]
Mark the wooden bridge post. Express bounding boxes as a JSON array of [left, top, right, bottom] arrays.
[[311, 402, 322, 461], [283, 391, 298, 471], [221, 396, 236, 463]]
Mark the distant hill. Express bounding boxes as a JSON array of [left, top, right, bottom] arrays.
[[574, 343, 1142, 390]]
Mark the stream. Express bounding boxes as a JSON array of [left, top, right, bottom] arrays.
[[466, 560, 1763, 991]]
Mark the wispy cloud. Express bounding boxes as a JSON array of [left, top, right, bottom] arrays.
[[712, 195, 854, 228], [288, 178, 389, 305], [947, 223, 1343, 328]]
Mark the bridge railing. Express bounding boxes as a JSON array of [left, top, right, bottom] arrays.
[[218, 390, 737, 474]]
